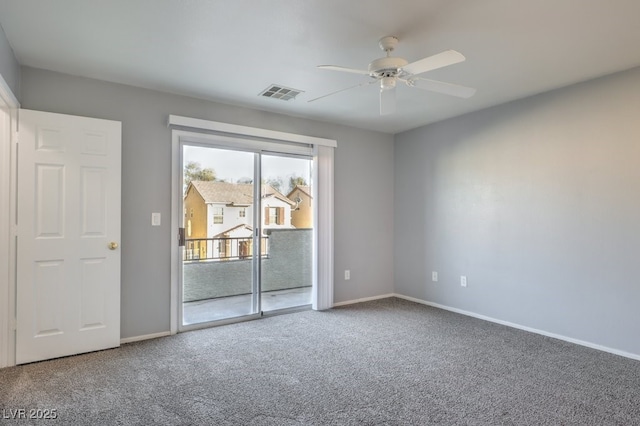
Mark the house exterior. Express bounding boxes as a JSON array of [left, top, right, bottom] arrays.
[[287, 185, 313, 228], [183, 181, 295, 259]]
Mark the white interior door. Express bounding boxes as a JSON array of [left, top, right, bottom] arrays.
[[16, 109, 121, 364]]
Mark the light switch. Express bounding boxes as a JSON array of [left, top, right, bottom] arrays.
[[152, 212, 161, 226]]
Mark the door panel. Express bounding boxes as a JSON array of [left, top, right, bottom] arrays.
[[81, 167, 108, 236], [16, 109, 121, 364], [181, 145, 258, 326], [36, 164, 65, 237], [33, 260, 64, 337], [79, 257, 108, 330], [260, 154, 313, 313]]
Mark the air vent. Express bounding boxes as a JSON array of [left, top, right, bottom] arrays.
[[259, 84, 303, 101]]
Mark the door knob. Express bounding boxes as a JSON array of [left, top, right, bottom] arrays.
[[108, 242, 119, 250]]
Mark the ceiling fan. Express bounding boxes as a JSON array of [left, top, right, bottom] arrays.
[[309, 36, 476, 115]]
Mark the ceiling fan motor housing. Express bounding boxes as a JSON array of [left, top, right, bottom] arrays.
[[368, 57, 409, 78], [378, 36, 399, 52]]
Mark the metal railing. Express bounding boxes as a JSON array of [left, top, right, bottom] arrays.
[[183, 236, 269, 261]]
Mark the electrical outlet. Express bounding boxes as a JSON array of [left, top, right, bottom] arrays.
[[345, 270, 350, 280], [432, 271, 438, 282], [461, 276, 467, 287]]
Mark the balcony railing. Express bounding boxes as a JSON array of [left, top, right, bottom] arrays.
[[184, 236, 269, 261]]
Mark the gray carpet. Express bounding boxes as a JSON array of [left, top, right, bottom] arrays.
[[1, 297, 639, 425]]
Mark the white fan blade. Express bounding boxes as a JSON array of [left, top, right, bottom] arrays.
[[317, 65, 370, 75], [380, 87, 396, 115], [406, 77, 476, 98], [402, 50, 466, 76], [308, 80, 377, 103]]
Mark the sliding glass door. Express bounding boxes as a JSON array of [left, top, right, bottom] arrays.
[[180, 143, 313, 328], [260, 154, 313, 312]]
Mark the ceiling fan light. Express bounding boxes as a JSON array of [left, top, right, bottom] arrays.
[[380, 77, 396, 91]]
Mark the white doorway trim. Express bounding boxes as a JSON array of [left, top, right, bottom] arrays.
[[0, 74, 19, 368], [168, 117, 336, 334]]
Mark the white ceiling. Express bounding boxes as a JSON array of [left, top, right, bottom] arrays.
[[1, 0, 639, 134]]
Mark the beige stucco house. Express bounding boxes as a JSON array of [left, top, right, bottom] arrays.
[[287, 185, 313, 229], [183, 181, 295, 259]]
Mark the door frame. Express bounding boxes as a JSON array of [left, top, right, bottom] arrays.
[[0, 74, 19, 368], [169, 115, 336, 334]]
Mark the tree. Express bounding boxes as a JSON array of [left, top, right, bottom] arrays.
[[264, 177, 284, 193], [288, 176, 307, 194], [184, 161, 216, 188]]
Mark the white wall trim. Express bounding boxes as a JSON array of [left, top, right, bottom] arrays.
[[0, 100, 10, 369], [168, 115, 337, 148], [0, 73, 19, 108], [120, 331, 171, 345], [0, 72, 19, 369], [393, 293, 640, 362], [169, 130, 181, 335], [332, 293, 396, 307]]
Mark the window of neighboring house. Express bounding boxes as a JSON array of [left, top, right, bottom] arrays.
[[190, 208, 193, 218], [239, 208, 246, 218], [213, 207, 224, 224], [268, 207, 278, 225], [265, 206, 284, 225]]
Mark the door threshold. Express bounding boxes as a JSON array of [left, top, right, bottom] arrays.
[[262, 304, 312, 317], [179, 304, 311, 333], [179, 312, 262, 332]]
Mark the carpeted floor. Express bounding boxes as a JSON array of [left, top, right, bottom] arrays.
[[1, 297, 639, 425]]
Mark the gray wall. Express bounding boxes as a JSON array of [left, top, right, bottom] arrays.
[[20, 67, 395, 339], [0, 23, 19, 99], [394, 67, 640, 356]]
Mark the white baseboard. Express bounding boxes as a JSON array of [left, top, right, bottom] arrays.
[[393, 293, 640, 362], [332, 293, 395, 307], [121, 294, 640, 362], [120, 331, 171, 345]]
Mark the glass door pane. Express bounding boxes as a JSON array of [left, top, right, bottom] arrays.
[[260, 154, 313, 312], [181, 145, 258, 326]]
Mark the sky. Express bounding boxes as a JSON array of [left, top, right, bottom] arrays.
[[184, 145, 312, 192]]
